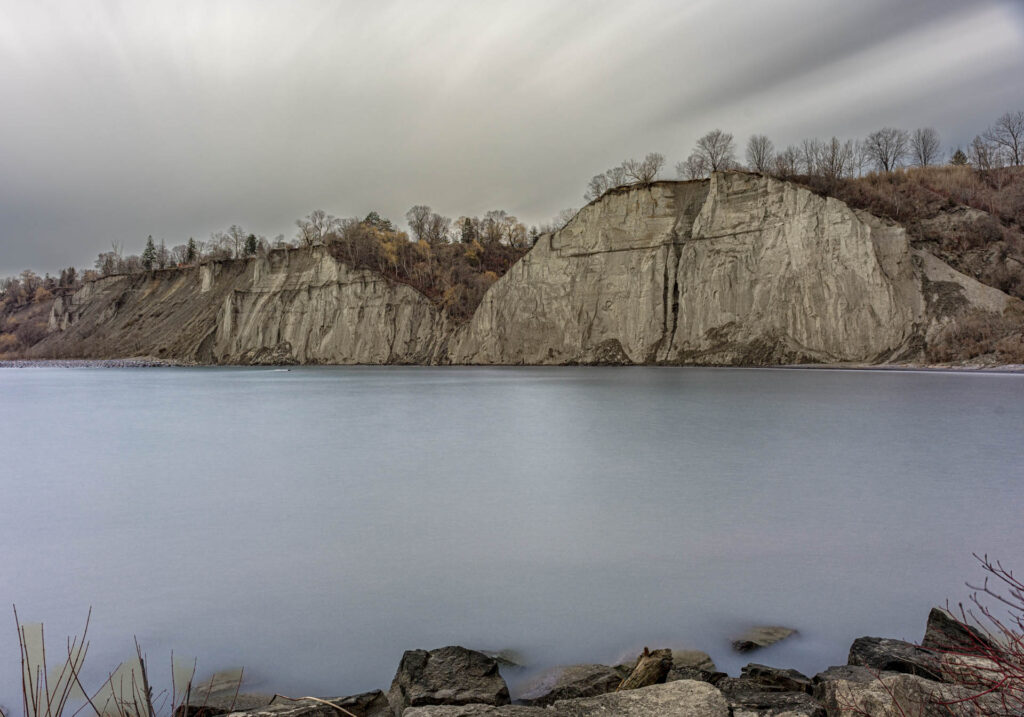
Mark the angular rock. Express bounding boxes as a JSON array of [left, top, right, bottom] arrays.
[[815, 670, 1004, 717], [810, 664, 879, 698], [174, 707, 228, 717], [617, 647, 673, 690], [847, 636, 944, 681], [516, 664, 622, 706], [740, 663, 812, 693], [921, 607, 997, 655], [731, 626, 797, 653], [665, 667, 726, 685], [404, 679, 729, 716], [725, 689, 824, 717], [672, 650, 717, 672], [227, 692, 391, 717], [388, 646, 510, 715]]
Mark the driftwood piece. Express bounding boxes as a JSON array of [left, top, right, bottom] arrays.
[[616, 647, 673, 691]]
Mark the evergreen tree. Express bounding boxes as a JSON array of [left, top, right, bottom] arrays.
[[950, 148, 969, 166], [363, 211, 394, 232], [245, 233, 258, 256], [186, 237, 197, 264], [141, 235, 156, 271], [460, 217, 477, 244]]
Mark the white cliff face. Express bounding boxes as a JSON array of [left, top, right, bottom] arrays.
[[38, 247, 446, 364], [40, 173, 1017, 365], [449, 173, 1013, 365], [211, 246, 447, 364], [447, 182, 710, 364]]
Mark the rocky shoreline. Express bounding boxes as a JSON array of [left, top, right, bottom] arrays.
[[183, 609, 1007, 717]]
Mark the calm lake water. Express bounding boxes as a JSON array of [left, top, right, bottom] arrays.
[[1, 366, 1022, 704]]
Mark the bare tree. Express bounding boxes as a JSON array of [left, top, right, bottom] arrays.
[[584, 156, 662, 201], [910, 127, 941, 166], [851, 139, 871, 177], [584, 174, 612, 202], [983, 110, 1024, 166], [621, 152, 664, 185], [296, 209, 342, 246], [425, 212, 451, 245], [405, 205, 432, 243], [800, 138, 824, 175], [745, 135, 774, 173], [676, 154, 709, 180], [694, 129, 736, 172], [863, 127, 910, 172], [969, 135, 1001, 172], [227, 225, 247, 258], [156, 239, 169, 269], [819, 137, 855, 181], [772, 145, 801, 178]]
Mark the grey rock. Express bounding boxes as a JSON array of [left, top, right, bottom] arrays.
[[404, 679, 729, 716], [174, 707, 228, 717], [388, 646, 510, 715], [516, 664, 621, 706], [740, 663, 812, 693], [618, 648, 673, 690], [815, 670, 1003, 717], [921, 607, 997, 655], [731, 626, 798, 653], [847, 637, 943, 682], [672, 650, 717, 672], [810, 665, 879, 697], [665, 667, 726, 685], [227, 692, 391, 717], [726, 690, 824, 717]]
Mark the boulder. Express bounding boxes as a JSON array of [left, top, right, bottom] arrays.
[[404, 679, 729, 716], [725, 689, 824, 717], [921, 607, 997, 655], [226, 692, 391, 717], [815, 670, 1004, 717], [617, 647, 673, 690], [516, 664, 622, 706], [672, 650, 717, 672], [666, 667, 726, 685], [731, 626, 797, 653], [810, 665, 879, 698], [388, 646, 510, 714], [847, 637, 944, 681], [174, 707, 228, 717], [739, 663, 812, 693]]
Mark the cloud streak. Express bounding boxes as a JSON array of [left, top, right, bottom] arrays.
[[1, 0, 1022, 275]]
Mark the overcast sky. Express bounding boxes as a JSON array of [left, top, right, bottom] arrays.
[[1, 0, 1023, 276]]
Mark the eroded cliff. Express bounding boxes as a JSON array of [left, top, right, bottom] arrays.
[[37, 173, 1021, 366], [32, 246, 446, 364], [448, 172, 1014, 365]]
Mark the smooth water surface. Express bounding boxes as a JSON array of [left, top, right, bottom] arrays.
[[1, 366, 1022, 703]]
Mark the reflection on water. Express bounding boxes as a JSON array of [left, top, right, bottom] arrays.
[[1, 366, 1022, 703]]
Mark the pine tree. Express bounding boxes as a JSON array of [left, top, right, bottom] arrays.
[[460, 217, 477, 244], [141, 236, 156, 271], [245, 234, 258, 256], [950, 148, 969, 166], [186, 237, 197, 264]]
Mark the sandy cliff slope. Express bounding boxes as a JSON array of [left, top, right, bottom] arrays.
[[36, 173, 1020, 365]]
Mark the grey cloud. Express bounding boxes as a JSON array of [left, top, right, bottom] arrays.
[[0, 0, 1022, 276]]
